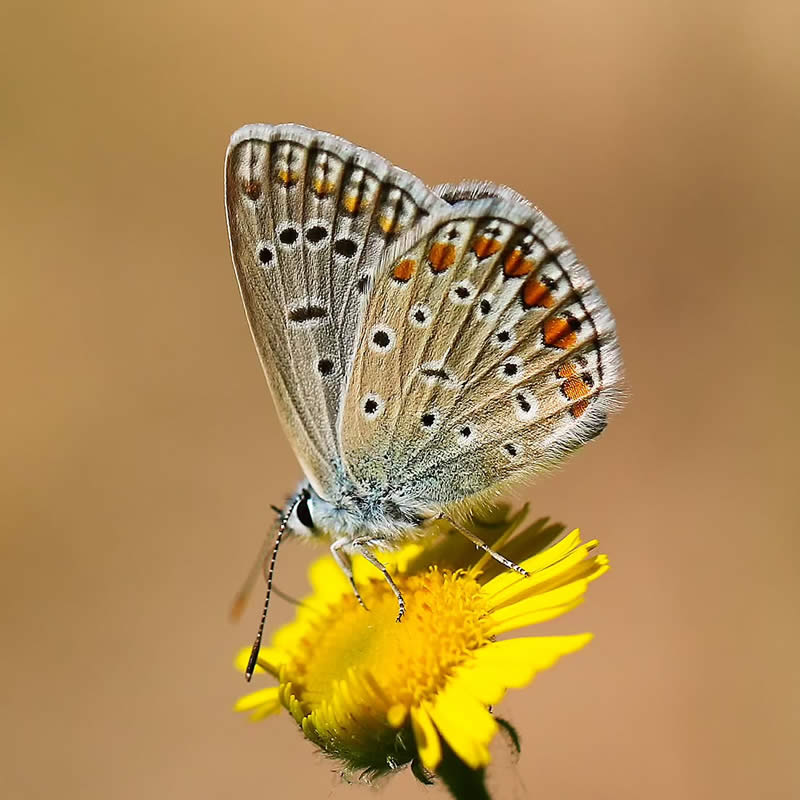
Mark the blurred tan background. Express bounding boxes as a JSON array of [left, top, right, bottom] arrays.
[[1, 1, 798, 798]]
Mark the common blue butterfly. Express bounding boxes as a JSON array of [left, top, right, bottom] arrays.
[[225, 124, 622, 677]]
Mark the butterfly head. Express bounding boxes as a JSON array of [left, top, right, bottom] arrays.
[[282, 483, 361, 539], [282, 485, 323, 538]]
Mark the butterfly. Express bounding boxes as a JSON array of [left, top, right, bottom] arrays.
[[225, 124, 623, 678]]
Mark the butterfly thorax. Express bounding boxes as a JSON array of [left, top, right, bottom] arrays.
[[289, 481, 431, 545]]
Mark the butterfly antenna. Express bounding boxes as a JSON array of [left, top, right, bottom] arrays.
[[229, 506, 285, 622], [244, 490, 306, 682]]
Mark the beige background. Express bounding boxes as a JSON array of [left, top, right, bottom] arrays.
[[2, 1, 798, 798]]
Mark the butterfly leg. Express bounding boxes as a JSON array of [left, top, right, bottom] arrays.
[[441, 514, 530, 577], [352, 541, 405, 623], [330, 537, 368, 611]]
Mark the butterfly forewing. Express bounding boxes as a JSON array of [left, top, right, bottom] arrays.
[[339, 182, 622, 508], [225, 124, 447, 496]]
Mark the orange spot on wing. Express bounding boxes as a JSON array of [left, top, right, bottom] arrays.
[[428, 242, 457, 273], [562, 376, 591, 400], [313, 178, 336, 197], [277, 169, 299, 186], [521, 278, 555, 309], [343, 194, 366, 213], [472, 237, 503, 260], [392, 259, 417, 282], [379, 215, 398, 234], [543, 315, 580, 349], [571, 399, 590, 418], [504, 249, 534, 277], [557, 361, 578, 379], [242, 180, 261, 200]]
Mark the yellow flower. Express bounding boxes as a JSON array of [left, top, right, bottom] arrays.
[[234, 505, 608, 781]]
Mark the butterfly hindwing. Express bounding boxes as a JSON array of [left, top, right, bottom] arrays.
[[339, 181, 622, 507], [226, 124, 446, 495]]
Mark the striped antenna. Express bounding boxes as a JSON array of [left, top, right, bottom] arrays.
[[244, 489, 307, 681]]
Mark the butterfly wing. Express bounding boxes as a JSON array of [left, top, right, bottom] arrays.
[[339, 181, 623, 509], [225, 124, 447, 496]]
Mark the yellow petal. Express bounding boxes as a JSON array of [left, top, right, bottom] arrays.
[[351, 552, 378, 586], [484, 635, 593, 683], [482, 529, 585, 598], [486, 580, 589, 634], [234, 686, 282, 718], [392, 543, 426, 574], [429, 684, 496, 769], [455, 635, 594, 704], [470, 505, 530, 575], [411, 704, 442, 770], [486, 598, 586, 636], [387, 703, 408, 728], [308, 556, 351, 600], [448, 665, 508, 708], [487, 548, 607, 611]]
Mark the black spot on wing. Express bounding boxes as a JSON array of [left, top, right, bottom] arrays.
[[334, 238, 357, 258], [307, 225, 328, 244], [279, 227, 299, 245], [420, 367, 450, 381], [288, 305, 327, 323]]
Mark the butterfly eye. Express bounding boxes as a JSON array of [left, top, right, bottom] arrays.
[[296, 494, 314, 529]]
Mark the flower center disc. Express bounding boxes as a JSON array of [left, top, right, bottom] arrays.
[[288, 568, 491, 712]]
